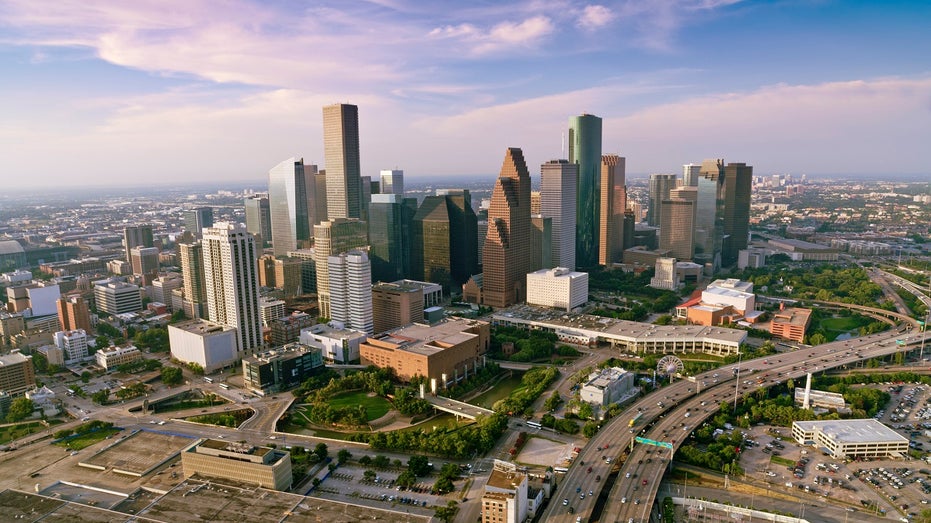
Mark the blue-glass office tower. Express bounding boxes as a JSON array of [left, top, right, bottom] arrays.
[[568, 114, 602, 268], [368, 194, 417, 282]]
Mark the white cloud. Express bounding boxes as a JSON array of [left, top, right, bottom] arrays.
[[429, 15, 555, 56], [577, 5, 616, 30]]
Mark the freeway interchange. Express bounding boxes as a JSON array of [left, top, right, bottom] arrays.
[[543, 323, 926, 523]]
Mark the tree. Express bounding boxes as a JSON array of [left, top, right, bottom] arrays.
[[6, 397, 35, 422], [337, 449, 352, 464], [433, 476, 455, 494], [434, 501, 458, 523], [582, 421, 600, 438], [161, 366, 183, 386], [80, 371, 92, 383], [408, 455, 432, 476], [578, 402, 594, 420], [134, 327, 169, 352], [358, 455, 372, 466], [363, 469, 377, 482], [313, 443, 328, 461], [91, 389, 110, 405], [397, 469, 417, 488], [372, 455, 390, 468]]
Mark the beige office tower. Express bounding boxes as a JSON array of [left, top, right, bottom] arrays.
[[530, 191, 541, 215], [599, 154, 627, 266], [313, 218, 368, 319], [372, 281, 424, 335], [323, 103, 362, 220], [660, 187, 698, 261], [202, 222, 262, 352], [482, 148, 532, 308], [179, 242, 207, 319], [683, 163, 701, 187]]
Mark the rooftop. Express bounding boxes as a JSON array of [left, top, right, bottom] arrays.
[[169, 319, 236, 336], [794, 419, 908, 444], [773, 307, 812, 327], [372, 318, 485, 356], [0, 352, 30, 366]]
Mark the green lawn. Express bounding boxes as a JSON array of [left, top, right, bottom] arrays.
[[329, 391, 392, 421], [471, 373, 524, 409], [0, 422, 46, 445], [56, 428, 122, 451], [770, 455, 795, 467]]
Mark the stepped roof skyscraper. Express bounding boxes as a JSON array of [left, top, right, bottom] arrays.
[[482, 148, 531, 308]]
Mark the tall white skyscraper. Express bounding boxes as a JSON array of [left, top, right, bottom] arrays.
[[541, 159, 578, 270], [327, 250, 373, 335], [683, 163, 701, 187], [202, 222, 262, 352], [380, 169, 404, 196]]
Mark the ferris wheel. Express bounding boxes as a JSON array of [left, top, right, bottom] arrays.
[[656, 355, 685, 382]]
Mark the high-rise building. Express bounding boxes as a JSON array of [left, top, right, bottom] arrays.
[[530, 191, 541, 215], [202, 222, 262, 352], [722, 162, 753, 267], [368, 194, 416, 283], [568, 114, 602, 268], [152, 273, 184, 310], [179, 242, 207, 319], [243, 343, 324, 395], [93, 278, 142, 314], [694, 159, 726, 272], [184, 207, 214, 237], [530, 215, 552, 272], [244, 194, 272, 248], [482, 148, 532, 308], [411, 191, 478, 292], [313, 173, 328, 226], [123, 225, 154, 264], [660, 187, 697, 261], [268, 157, 313, 256], [323, 103, 362, 219], [360, 175, 373, 223], [380, 169, 404, 196], [540, 159, 577, 270], [647, 173, 678, 227], [327, 251, 373, 335], [130, 246, 159, 276], [683, 163, 701, 187], [313, 218, 368, 319], [286, 249, 317, 295], [599, 155, 626, 266], [0, 352, 35, 396], [371, 281, 424, 335], [56, 296, 91, 333], [54, 329, 89, 363]]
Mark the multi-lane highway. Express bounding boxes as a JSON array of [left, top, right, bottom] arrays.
[[544, 323, 924, 523]]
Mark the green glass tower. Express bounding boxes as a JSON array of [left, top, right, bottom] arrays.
[[569, 114, 602, 268]]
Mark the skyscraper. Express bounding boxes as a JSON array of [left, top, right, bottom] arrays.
[[184, 207, 213, 237], [540, 159, 577, 270], [568, 114, 602, 268], [722, 162, 753, 266], [244, 194, 272, 248], [694, 159, 725, 273], [268, 157, 312, 256], [411, 191, 478, 292], [660, 187, 697, 261], [123, 225, 153, 264], [380, 169, 404, 196], [179, 242, 207, 319], [323, 103, 362, 219], [482, 148, 532, 308], [202, 222, 262, 352], [313, 172, 328, 226], [368, 194, 416, 283], [328, 251, 373, 335], [57, 296, 91, 333], [648, 173, 678, 227], [599, 155, 627, 266], [683, 163, 701, 187], [130, 246, 159, 276], [313, 218, 368, 319]]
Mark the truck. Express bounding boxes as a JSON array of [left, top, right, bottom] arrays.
[[629, 412, 644, 428]]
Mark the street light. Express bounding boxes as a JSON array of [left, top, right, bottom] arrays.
[[733, 352, 742, 414]]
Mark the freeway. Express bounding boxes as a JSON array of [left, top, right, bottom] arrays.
[[543, 323, 924, 523]]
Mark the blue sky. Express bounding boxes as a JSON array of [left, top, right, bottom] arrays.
[[1, 0, 929, 189]]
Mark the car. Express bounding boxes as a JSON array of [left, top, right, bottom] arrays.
[[568, 506, 575, 514], [625, 472, 631, 478], [621, 497, 627, 503], [595, 475, 601, 481], [563, 498, 569, 506], [587, 467, 592, 473], [589, 490, 593, 496], [576, 487, 582, 493], [643, 479, 648, 486], [579, 493, 585, 500], [634, 498, 640, 505]]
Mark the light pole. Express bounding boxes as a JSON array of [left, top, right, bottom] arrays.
[[733, 352, 743, 414]]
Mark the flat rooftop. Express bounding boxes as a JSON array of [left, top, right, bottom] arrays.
[[773, 307, 812, 327], [372, 318, 485, 356], [169, 319, 235, 335], [794, 419, 908, 444], [486, 467, 526, 490], [81, 429, 195, 476]]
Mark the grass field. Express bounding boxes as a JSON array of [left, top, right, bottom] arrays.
[[0, 421, 46, 445], [770, 455, 795, 467], [329, 391, 392, 421], [56, 428, 122, 451], [815, 315, 870, 341], [471, 373, 524, 409]]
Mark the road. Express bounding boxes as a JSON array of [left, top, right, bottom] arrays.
[[543, 321, 921, 523]]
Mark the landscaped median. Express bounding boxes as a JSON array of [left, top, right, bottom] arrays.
[[53, 420, 122, 451]]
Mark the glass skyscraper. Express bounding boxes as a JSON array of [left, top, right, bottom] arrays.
[[323, 103, 362, 220], [268, 157, 311, 256], [568, 114, 602, 269], [368, 193, 417, 283]]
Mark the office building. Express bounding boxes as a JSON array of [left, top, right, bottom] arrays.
[[168, 319, 239, 373], [244, 194, 272, 248], [580, 367, 636, 406], [269, 312, 315, 347], [482, 148, 532, 308], [0, 312, 25, 348], [202, 222, 262, 352], [56, 296, 91, 334], [257, 255, 303, 297], [360, 317, 489, 383], [53, 329, 88, 363], [181, 439, 292, 491], [682, 163, 701, 187], [36, 344, 64, 367], [481, 460, 530, 523], [649, 257, 704, 291], [328, 251, 373, 335], [95, 344, 141, 370], [540, 159, 577, 270], [323, 103, 362, 219], [722, 162, 753, 266], [770, 306, 812, 343], [372, 281, 424, 335], [183, 207, 213, 237], [525, 267, 588, 312], [268, 157, 313, 256], [529, 215, 552, 271], [151, 273, 183, 311], [411, 191, 478, 292], [792, 419, 908, 460], [737, 248, 767, 269], [368, 194, 416, 283], [599, 154, 626, 266], [0, 240, 27, 272], [380, 169, 403, 196], [123, 225, 154, 264], [660, 187, 697, 261], [7, 282, 61, 317], [647, 173, 677, 228], [313, 218, 368, 319], [693, 158, 726, 272], [530, 191, 541, 215], [259, 297, 286, 328], [94, 279, 142, 315], [243, 342, 324, 395], [0, 352, 36, 396], [286, 249, 317, 294], [568, 114, 602, 268], [312, 172, 328, 226], [299, 322, 368, 363], [179, 242, 207, 319], [130, 246, 159, 276]]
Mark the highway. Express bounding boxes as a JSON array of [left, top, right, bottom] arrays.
[[543, 322, 925, 523]]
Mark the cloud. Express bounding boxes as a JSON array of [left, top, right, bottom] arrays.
[[429, 15, 554, 56], [577, 5, 616, 30]]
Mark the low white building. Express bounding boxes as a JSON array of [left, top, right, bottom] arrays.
[[299, 322, 367, 364], [36, 344, 65, 367], [525, 267, 588, 312], [53, 329, 89, 364], [792, 419, 908, 459], [168, 319, 239, 373], [580, 367, 636, 407], [95, 344, 142, 370], [702, 279, 755, 314]]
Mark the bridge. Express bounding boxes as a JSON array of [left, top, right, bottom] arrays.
[[421, 394, 493, 420]]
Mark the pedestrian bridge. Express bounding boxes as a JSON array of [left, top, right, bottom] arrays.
[[422, 395, 494, 420]]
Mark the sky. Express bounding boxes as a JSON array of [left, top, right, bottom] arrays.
[[1, 0, 929, 189]]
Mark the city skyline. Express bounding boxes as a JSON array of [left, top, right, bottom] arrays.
[[1, 1, 929, 190]]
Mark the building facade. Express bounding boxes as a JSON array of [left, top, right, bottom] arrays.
[[313, 218, 368, 319], [181, 439, 292, 491], [168, 319, 239, 373], [411, 191, 478, 292], [202, 222, 262, 352], [580, 367, 636, 407], [525, 267, 588, 311], [372, 281, 424, 335], [327, 251, 373, 335], [0, 352, 36, 396], [568, 114, 602, 268], [93, 279, 142, 315], [244, 194, 272, 248], [95, 345, 142, 370], [179, 242, 207, 319], [599, 154, 626, 266], [299, 322, 368, 363], [57, 296, 91, 333], [380, 169, 404, 196], [242, 342, 324, 394], [323, 103, 362, 219], [540, 159, 577, 270], [268, 157, 313, 256], [792, 419, 908, 459]]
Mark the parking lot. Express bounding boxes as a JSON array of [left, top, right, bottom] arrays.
[[310, 463, 455, 516]]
